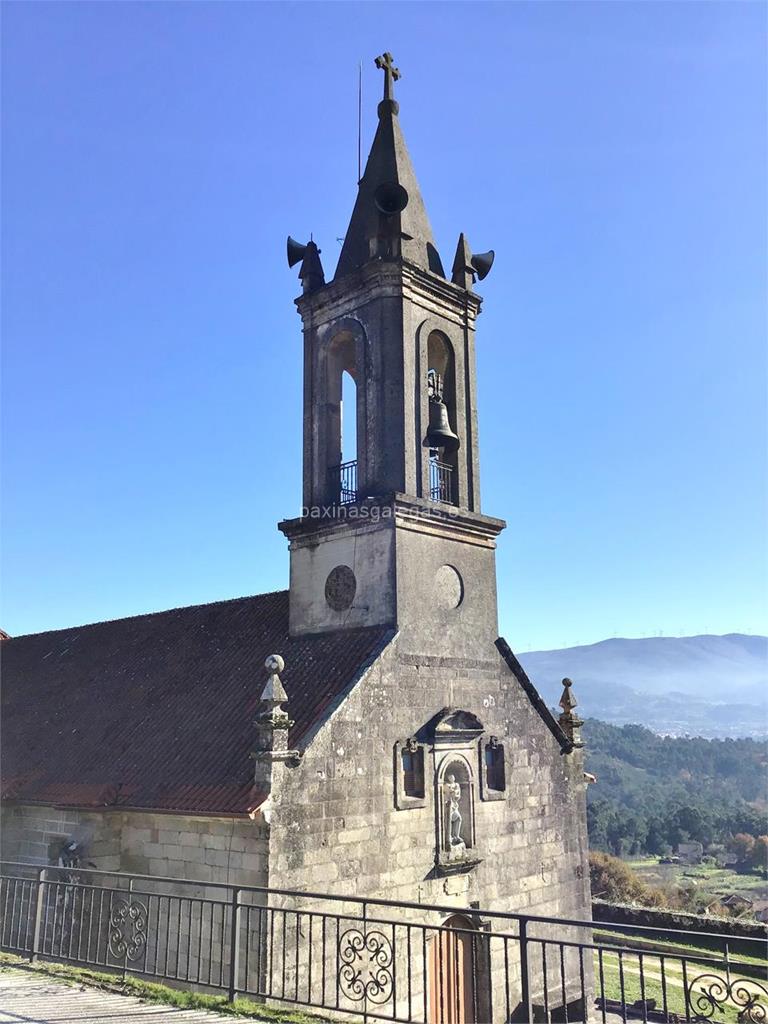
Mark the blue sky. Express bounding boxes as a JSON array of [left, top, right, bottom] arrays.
[[2, 1, 765, 650]]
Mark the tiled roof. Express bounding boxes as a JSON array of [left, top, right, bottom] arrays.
[[1, 592, 392, 816]]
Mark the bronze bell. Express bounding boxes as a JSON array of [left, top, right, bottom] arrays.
[[423, 397, 460, 453]]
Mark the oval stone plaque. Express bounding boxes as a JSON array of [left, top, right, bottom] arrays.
[[325, 565, 357, 611], [435, 564, 463, 610]]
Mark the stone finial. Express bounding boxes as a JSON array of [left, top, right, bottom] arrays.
[[558, 677, 584, 747], [298, 241, 325, 294], [451, 233, 475, 290], [258, 654, 291, 729], [252, 655, 300, 780], [559, 677, 577, 715]]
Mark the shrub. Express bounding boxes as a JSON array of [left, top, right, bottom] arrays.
[[589, 852, 667, 908]]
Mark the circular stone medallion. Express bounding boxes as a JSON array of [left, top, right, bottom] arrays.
[[325, 565, 357, 611], [435, 564, 464, 610]]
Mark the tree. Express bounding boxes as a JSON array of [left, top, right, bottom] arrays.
[[624, 813, 649, 855], [729, 833, 756, 869], [589, 852, 665, 907], [583, 721, 768, 858], [750, 835, 768, 878], [646, 819, 671, 857], [672, 806, 709, 844], [606, 816, 630, 858], [586, 801, 612, 851]]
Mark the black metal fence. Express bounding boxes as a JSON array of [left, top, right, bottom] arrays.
[[1, 862, 766, 1023], [329, 459, 358, 505], [429, 458, 454, 504]]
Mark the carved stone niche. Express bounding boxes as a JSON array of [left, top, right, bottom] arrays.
[[424, 708, 484, 876]]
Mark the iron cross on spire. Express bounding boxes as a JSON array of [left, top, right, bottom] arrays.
[[375, 52, 400, 101]]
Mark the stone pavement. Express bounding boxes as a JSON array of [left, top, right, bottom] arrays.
[[0, 966, 628, 1023], [0, 969, 239, 1023]]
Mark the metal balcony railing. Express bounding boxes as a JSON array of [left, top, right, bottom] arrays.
[[328, 459, 357, 505], [1, 861, 766, 1022], [429, 457, 455, 504]]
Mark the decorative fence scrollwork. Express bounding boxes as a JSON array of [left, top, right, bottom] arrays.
[[108, 897, 148, 962], [2, 863, 767, 1024], [687, 972, 768, 1023], [338, 927, 394, 1004]]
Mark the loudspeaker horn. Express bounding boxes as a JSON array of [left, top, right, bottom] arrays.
[[470, 250, 495, 281], [373, 182, 409, 216], [287, 236, 307, 268]]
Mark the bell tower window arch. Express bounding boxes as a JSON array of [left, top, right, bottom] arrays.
[[423, 330, 460, 505], [324, 328, 363, 505], [341, 371, 357, 464]]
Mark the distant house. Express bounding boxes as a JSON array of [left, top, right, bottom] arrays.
[[752, 900, 768, 923], [677, 842, 703, 865], [708, 893, 754, 917]]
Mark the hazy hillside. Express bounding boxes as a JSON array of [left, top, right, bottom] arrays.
[[518, 634, 767, 738], [581, 719, 768, 858]]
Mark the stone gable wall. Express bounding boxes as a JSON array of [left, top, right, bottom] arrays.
[[268, 635, 589, 916], [265, 635, 591, 1022]]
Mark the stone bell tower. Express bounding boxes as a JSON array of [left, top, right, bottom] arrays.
[[279, 53, 505, 657]]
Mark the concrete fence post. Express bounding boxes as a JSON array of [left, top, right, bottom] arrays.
[[30, 867, 46, 963]]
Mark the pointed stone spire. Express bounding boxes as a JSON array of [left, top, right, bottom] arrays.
[[252, 655, 299, 786], [259, 654, 290, 728], [335, 52, 445, 280], [297, 241, 325, 294], [451, 233, 475, 290], [558, 678, 584, 748]]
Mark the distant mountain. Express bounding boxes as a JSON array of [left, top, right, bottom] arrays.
[[518, 634, 767, 739]]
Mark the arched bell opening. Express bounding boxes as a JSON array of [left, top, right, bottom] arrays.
[[341, 370, 357, 464], [325, 331, 362, 505], [424, 331, 459, 505]]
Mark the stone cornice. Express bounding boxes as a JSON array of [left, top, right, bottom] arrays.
[[278, 493, 505, 549], [392, 494, 505, 548], [401, 261, 483, 316], [295, 258, 481, 328]]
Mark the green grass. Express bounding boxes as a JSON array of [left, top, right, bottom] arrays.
[[592, 926, 768, 1024], [631, 860, 768, 903], [0, 953, 340, 1022], [592, 929, 768, 971], [596, 950, 767, 1024]]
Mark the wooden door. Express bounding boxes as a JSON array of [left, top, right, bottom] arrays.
[[428, 915, 476, 1024]]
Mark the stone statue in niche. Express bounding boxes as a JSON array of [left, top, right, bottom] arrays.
[[421, 711, 484, 874], [441, 763, 472, 863], [446, 774, 463, 845]]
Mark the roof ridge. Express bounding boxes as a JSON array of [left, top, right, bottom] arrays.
[[5, 589, 289, 641]]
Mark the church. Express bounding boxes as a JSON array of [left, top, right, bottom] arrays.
[[1, 53, 592, 1022]]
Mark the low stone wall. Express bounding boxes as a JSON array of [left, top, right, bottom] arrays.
[[592, 899, 768, 941]]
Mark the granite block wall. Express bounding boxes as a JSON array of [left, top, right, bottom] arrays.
[[266, 633, 592, 1021], [0, 806, 269, 888]]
